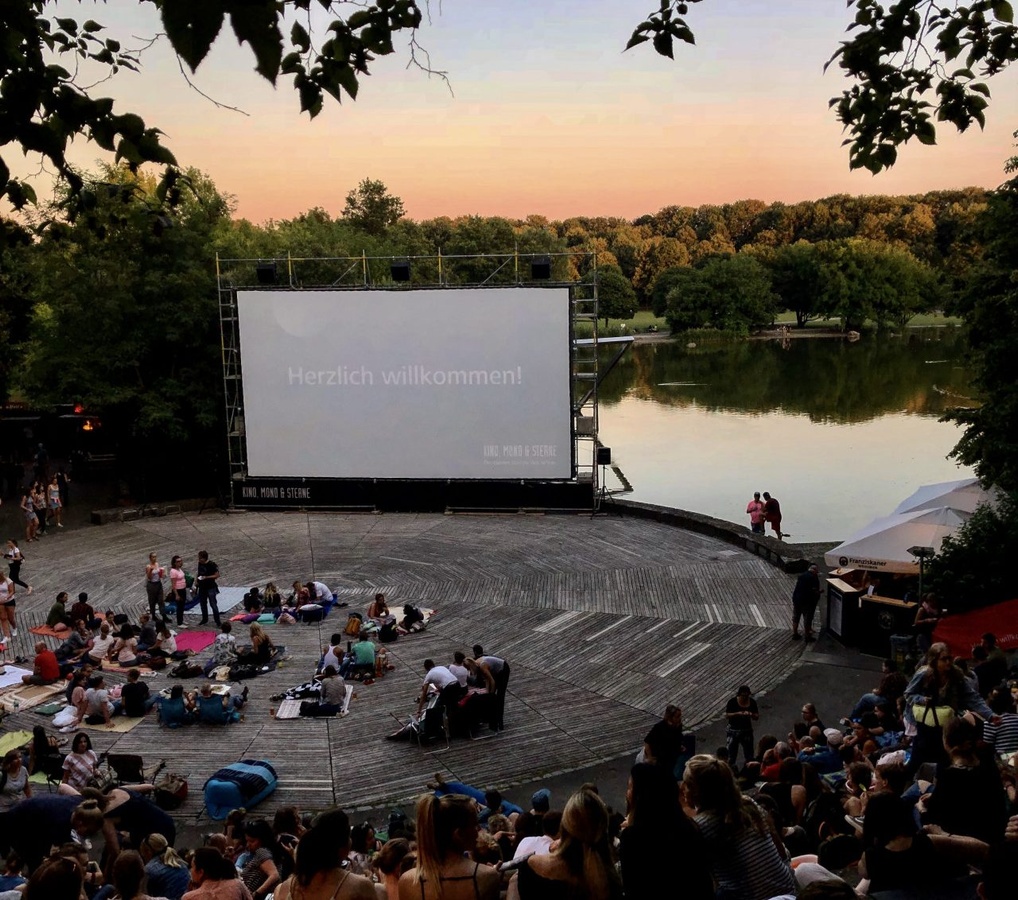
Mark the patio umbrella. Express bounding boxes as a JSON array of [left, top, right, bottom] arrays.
[[891, 477, 996, 515], [824, 507, 971, 574]]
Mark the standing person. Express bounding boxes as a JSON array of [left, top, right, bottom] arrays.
[[791, 564, 822, 642], [472, 644, 511, 731], [641, 704, 690, 778], [196, 550, 221, 626], [145, 553, 168, 623], [0, 570, 15, 641], [56, 468, 70, 509], [30, 483, 46, 536], [19, 489, 38, 543], [746, 492, 766, 534], [724, 685, 759, 768], [762, 491, 783, 540], [168, 555, 188, 627], [4, 539, 31, 594], [46, 474, 63, 528], [903, 642, 997, 773]]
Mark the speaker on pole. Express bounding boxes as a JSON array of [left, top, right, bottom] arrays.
[[390, 259, 411, 282], [530, 256, 552, 280], [596, 447, 612, 466], [255, 262, 277, 285]]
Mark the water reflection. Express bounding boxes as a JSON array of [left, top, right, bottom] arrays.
[[597, 330, 974, 543]]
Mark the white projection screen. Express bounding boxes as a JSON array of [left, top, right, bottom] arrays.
[[237, 289, 573, 479]]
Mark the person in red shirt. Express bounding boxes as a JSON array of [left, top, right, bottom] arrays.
[[22, 642, 60, 685]]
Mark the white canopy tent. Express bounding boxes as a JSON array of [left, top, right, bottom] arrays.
[[824, 507, 971, 574], [891, 477, 997, 516]]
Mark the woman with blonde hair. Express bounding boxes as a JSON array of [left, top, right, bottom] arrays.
[[236, 623, 275, 666], [399, 794, 500, 900], [507, 789, 621, 900], [681, 754, 795, 900], [140, 832, 190, 900], [904, 641, 997, 772]]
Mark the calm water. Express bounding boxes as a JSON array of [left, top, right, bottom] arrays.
[[597, 329, 974, 543]]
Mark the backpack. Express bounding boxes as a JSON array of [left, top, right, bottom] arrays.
[[228, 663, 260, 681], [344, 613, 363, 636], [169, 660, 203, 679], [378, 621, 399, 643], [153, 773, 188, 810]]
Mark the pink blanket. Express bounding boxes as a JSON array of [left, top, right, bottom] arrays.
[[173, 630, 217, 653]]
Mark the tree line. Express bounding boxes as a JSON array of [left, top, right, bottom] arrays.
[[0, 169, 1001, 499]]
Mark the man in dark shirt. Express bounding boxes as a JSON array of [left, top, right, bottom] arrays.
[[791, 564, 821, 641], [762, 491, 783, 540], [196, 550, 221, 626], [120, 667, 155, 717], [642, 704, 689, 778], [725, 685, 759, 767]]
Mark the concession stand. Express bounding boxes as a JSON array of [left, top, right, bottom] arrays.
[[823, 507, 971, 655]]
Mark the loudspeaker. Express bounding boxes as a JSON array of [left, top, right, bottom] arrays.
[[391, 260, 411, 282], [255, 262, 277, 285], [596, 447, 612, 466], [530, 256, 551, 280]]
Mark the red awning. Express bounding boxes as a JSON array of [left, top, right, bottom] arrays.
[[933, 598, 1018, 659]]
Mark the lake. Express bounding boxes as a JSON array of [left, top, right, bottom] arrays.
[[597, 328, 974, 543]]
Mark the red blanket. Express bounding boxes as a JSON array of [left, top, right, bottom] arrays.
[[933, 598, 1018, 658]]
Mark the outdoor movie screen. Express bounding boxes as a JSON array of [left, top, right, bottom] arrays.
[[237, 288, 573, 480]]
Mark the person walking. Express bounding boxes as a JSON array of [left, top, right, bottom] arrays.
[[4, 538, 31, 594], [19, 489, 38, 543], [724, 685, 759, 768], [745, 492, 765, 534], [791, 564, 821, 641], [762, 491, 783, 540], [47, 474, 63, 528], [196, 550, 221, 626], [145, 553, 168, 623], [0, 570, 16, 641]]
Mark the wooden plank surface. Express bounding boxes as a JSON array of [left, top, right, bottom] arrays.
[[0, 510, 804, 824]]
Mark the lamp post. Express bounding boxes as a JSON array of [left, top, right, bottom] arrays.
[[907, 545, 936, 600]]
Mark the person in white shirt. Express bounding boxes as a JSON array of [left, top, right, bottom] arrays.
[[449, 651, 470, 688], [306, 581, 332, 604], [512, 810, 561, 862], [321, 632, 344, 673], [417, 659, 465, 732]]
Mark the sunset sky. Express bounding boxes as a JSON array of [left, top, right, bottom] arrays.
[[24, 1, 1018, 222]]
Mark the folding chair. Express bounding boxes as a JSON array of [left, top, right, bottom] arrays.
[[106, 753, 147, 785], [414, 698, 450, 752]]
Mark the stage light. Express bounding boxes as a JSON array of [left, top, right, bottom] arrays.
[[255, 262, 277, 285], [530, 256, 552, 280], [390, 259, 411, 282]]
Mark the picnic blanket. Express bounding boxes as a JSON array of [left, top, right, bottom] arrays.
[[274, 698, 303, 719], [0, 682, 64, 714], [80, 714, 147, 734], [34, 700, 66, 715], [173, 630, 217, 654], [183, 587, 247, 618], [28, 624, 74, 638], [0, 729, 33, 757], [0, 666, 33, 690], [275, 684, 353, 720]]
